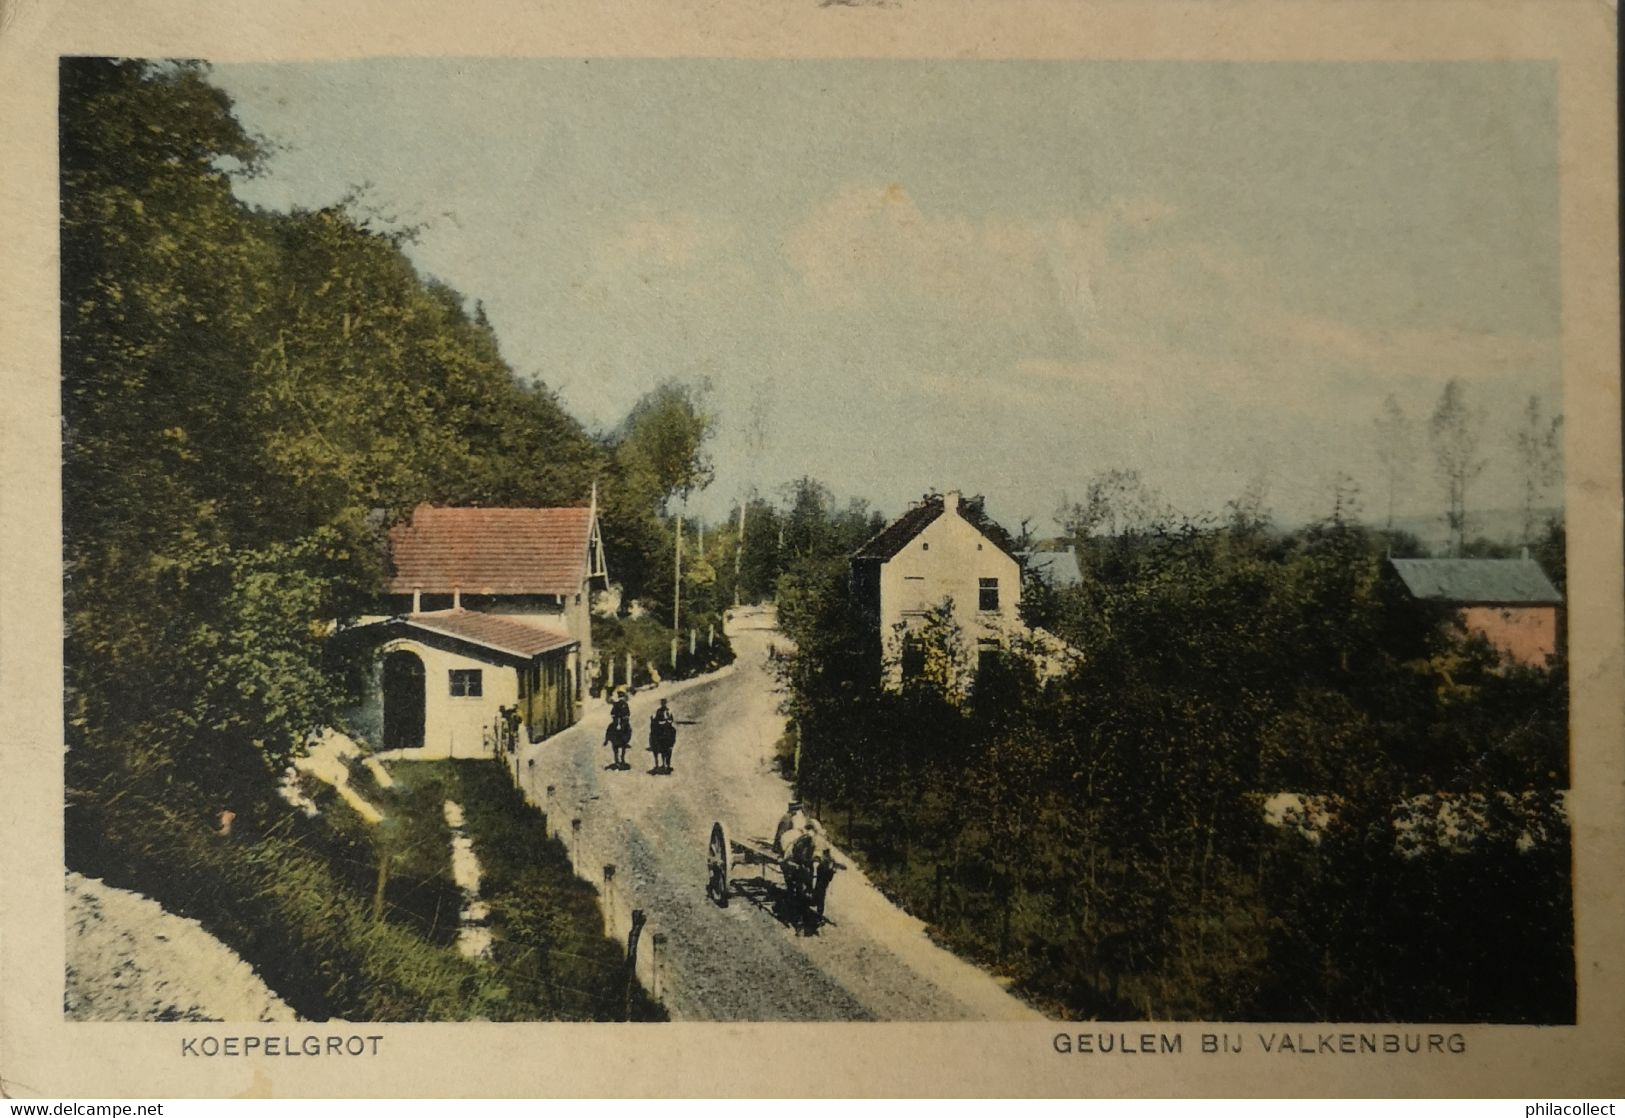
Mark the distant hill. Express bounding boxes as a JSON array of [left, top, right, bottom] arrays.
[[1385, 506, 1562, 556], [1034, 506, 1562, 560]]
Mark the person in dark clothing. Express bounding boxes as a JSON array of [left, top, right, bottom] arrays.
[[605, 691, 632, 769], [649, 698, 676, 773]]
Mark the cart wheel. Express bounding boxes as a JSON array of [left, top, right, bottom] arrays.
[[706, 821, 730, 907]]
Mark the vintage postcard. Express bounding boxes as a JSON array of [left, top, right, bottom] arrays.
[[1, 0, 1620, 1099]]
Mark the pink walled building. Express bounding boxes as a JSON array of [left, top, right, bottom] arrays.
[[1389, 557, 1564, 668]]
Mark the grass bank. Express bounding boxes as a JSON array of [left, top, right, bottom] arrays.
[[67, 754, 663, 1021], [385, 761, 666, 1021]]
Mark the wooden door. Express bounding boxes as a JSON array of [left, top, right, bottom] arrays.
[[382, 650, 425, 749]]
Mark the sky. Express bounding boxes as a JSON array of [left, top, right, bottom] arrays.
[[212, 58, 1562, 534]]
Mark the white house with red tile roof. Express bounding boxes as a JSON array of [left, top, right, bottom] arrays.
[[345, 501, 609, 758]]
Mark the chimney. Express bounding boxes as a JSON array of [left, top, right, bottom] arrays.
[[1521, 546, 1530, 561], [944, 490, 962, 514], [412, 587, 422, 613], [453, 586, 462, 609]]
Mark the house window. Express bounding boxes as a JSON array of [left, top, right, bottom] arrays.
[[978, 578, 1000, 611], [901, 637, 926, 681], [921, 542, 929, 551], [977, 638, 1002, 675], [449, 669, 483, 697]]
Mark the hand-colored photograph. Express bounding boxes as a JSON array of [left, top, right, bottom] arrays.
[[60, 54, 1574, 1028]]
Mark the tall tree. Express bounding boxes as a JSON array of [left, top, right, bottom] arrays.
[[1427, 379, 1486, 557], [1373, 394, 1415, 533], [60, 58, 314, 803], [601, 379, 716, 604], [1058, 468, 1166, 542], [1514, 395, 1563, 546], [1056, 468, 1167, 574], [614, 379, 716, 513]]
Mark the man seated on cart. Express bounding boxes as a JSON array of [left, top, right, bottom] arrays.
[[773, 800, 808, 853]]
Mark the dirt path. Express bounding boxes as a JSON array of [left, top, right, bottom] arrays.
[[65, 872, 296, 1022], [515, 606, 1043, 1022]]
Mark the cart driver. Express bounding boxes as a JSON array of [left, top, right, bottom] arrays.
[[784, 822, 818, 897], [773, 800, 808, 853]]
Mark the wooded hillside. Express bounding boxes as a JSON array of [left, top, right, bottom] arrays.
[[60, 59, 691, 1019]]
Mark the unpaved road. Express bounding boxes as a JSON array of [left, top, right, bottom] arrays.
[[516, 606, 1042, 1022]]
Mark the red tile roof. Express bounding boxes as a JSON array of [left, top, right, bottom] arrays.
[[406, 609, 578, 659], [387, 505, 594, 596]]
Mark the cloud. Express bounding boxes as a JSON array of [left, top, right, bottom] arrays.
[[593, 211, 718, 275], [784, 184, 1170, 323]]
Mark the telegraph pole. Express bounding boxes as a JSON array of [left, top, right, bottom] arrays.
[[673, 513, 682, 631], [734, 499, 746, 606], [672, 513, 683, 670]]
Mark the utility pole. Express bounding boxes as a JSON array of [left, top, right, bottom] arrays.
[[734, 499, 746, 606], [673, 513, 682, 633], [672, 513, 683, 671]]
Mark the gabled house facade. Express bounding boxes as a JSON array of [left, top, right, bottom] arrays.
[[346, 502, 609, 757], [851, 490, 1024, 689], [1388, 556, 1564, 668]]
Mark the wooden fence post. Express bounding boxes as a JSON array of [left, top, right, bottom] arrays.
[[624, 909, 647, 1020], [372, 854, 390, 922], [651, 931, 667, 1001]]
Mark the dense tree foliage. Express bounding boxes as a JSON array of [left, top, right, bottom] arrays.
[[62, 59, 709, 812], [777, 489, 1573, 1022], [61, 59, 695, 1018], [599, 379, 717, 603]]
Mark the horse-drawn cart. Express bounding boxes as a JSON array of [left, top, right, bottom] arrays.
[[705, 819, 842, 931]]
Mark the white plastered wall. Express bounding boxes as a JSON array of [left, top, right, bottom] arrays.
[[878, 506, 1022, 687], [377, 637, 520, 759]]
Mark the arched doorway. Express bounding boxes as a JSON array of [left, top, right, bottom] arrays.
[[382, 650, 426, 749]]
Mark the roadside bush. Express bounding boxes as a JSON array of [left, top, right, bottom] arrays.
[[590, 611, 733, 693]]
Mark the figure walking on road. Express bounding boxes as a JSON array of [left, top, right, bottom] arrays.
[[605, 690, 633, 769], [649, 698, 677, 774]]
